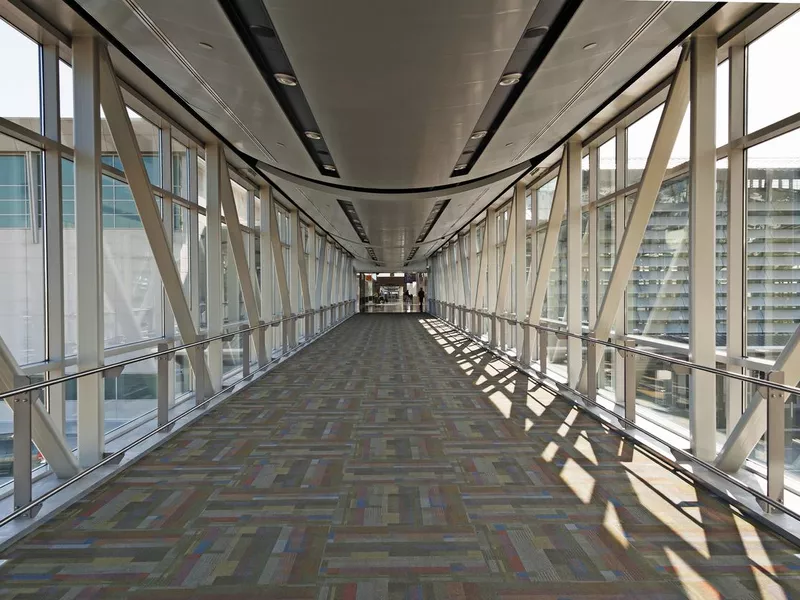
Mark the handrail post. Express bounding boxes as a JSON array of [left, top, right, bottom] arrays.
[[586, 335, 597, 403], [623, 339, 637, 424], [194, 338, 206, 406], [12, 375, 38, 517], [521, 320, 531, 365], [538, 328, 547, 375], [240, 324, 250, 378], [767, 369, 785, 510], [156, 342, 172, 427], [256, 321, 267, 368]]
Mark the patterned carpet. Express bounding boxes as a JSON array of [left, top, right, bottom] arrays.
[[2, 314, 800, 599]]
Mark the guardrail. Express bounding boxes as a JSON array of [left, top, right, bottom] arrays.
[[1, 299, 356, 528], [428, 299, 799, 521]]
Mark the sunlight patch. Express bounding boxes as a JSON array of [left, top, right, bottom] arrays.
[[524, 418, 534, 431], [541, 441, 559, 462], [560, 458, 594, 504], [475, 374, 487, 386], [664, 547, 720, 600], [489, 391, 512, 418], [574, 432, 598, 465], [603, 502, 628, 549]]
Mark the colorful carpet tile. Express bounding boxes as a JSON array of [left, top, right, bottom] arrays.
[[2, 314, 800, 599]]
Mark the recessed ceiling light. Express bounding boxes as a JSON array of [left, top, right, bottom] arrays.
[[274, 73, 298, 86], [198, 42, 214, 50], [304, 131, 322, 140], [250, 24, 276, 38], [524, 25, 549, 39], [455, 164, 468, 171], [322, 164, 337, 172], [499, 73, 522, 86], [583, 42, 598, 51], [470, 131, 487, 140]]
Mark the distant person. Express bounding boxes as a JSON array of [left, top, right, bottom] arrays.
[[417, 288, 425, 312]]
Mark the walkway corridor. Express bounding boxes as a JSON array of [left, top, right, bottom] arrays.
[[2, 315, 800, 598]]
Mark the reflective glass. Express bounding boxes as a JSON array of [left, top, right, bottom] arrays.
[[597, 137, 616, 198], [627, 175, 689, 343], [537, 177, 556, 223], [626, 106, 662, 186], [581, 154, 589, 204], [103, 355, 157, 435], [172, 139, 189, 199], [544, 220, 567, 322], [0, 19, 41, 134], [231, 180, 249, 224], [745, 129, 800, 360], [198, 213, 208, 328], [597, 202, 615, 305], [747, 12, 800, 134], [0, 137, 44, 364]]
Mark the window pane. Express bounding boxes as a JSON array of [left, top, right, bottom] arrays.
[[537, 177, 556, 223], [60, 60, 74, 145], [544, 220, 567, 322], [103, 355, 157, 436], [0, 19, 41, 134], [627, 175, 689, 342], [746, 129, 800, 359], [717, 60, 729, 149], [198, 157, 207, 208], [103, 193, 164, 347], [581, 211, 589, 325], [627, 106, 662, 186], [0, 140, 44, 364], [747, 12, 800, 134], [716, 158, 729, 348], [597, 203, 615, 311], [222, 224, 246, 324], [172, 139, 188, 199], [231, 180, 249, 225], [173, 204, 191, 307], [198, 214, 208, 328], [581, 154, 589, 204], [597, 137, 616, 198]]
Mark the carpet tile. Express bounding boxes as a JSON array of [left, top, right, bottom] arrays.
[[2, 314, 800, 598]]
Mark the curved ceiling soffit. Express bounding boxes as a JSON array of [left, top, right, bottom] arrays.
[[252, 158, 536, 201]]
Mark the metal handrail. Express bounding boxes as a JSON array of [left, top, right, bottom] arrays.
[[0, 299, 357, 528], [427, 305, 800, 524], [442, 303, 800, 398], [0, 301, 356, 402]]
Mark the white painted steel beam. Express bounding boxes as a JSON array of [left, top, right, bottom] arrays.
[[259, 186, 274, 353], [98, 46, 214, 400], [206, 144, 224, 390], [583, 47, 690, 387], [270, 192, 293, 330], [688, 34, 718, 461], [526, 152, 568, 328], [220, 174, 260, 328], [514, 181, 527, 356]]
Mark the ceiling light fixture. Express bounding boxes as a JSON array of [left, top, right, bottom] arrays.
[[499, 73, 522, 86], [454, 164, 468, 171], [583, 42, 598, 51], [524, 25, 549, 39], [304, 131, 322, 140], [198, 42, 214, 50], [274, 73, 298, 86], [322, 164, 337, 172], [470, 131, 487, 140]]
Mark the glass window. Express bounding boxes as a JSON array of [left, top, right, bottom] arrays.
[[103, 194, 164, 347], [627, 106, 662, 186], [716, 60, 729, 149], [221, 224, 246, 324], [745, 129, 800, 359], [0, 19, 41, 134], [716, 158, 729, 348], [544, 220, 567, 322], [173, 204, 191, 306], [581, 211, 589, 325], [198, 156, 207, 208], [597, 137, 616, 199], [627, 175, 690, 343], [198, 213, 208, 328], [0, 141, 44, 364], [60, 60, 74, 145], [172, 139, 188, 199], [537, 177, 556, 223], [597, 202, 615, 308], [581, 154, 589, 204], [231, 180, 249, 225], [747, 12, 800, 134]]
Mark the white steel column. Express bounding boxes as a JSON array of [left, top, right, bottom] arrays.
[[289, 210, 301, 343], [614, 128, 627, 404], [73, 36, 105, 467], [259, 186, 274, 353], [205, 144, 224, 390], [316, 237, 328, 332], [269, 192, 292, 335], [42, 43, 66, 434], [486, 208, 498, 343], [726, 44, 745, 436], [514, 182, 527, 357], [584, 48, 690, 385], [566, 139, 582, 386], [468, 222, 478, 332], [689, 35, 718, 461]]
